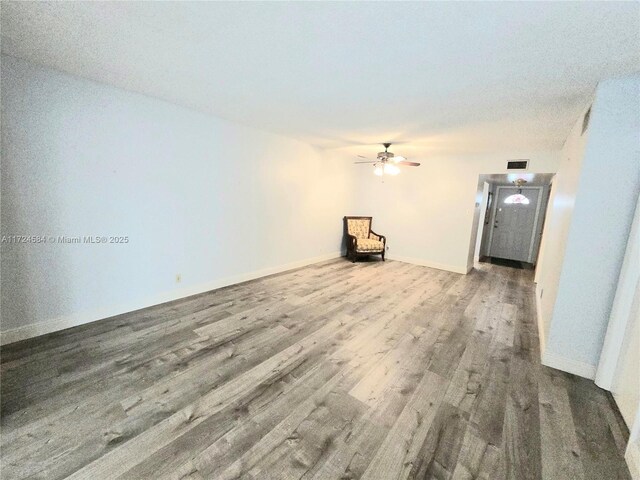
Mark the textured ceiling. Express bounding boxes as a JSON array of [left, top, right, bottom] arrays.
[[2, 1, 639, 158]]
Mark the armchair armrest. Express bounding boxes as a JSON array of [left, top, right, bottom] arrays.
[[370, 230, 386, 244], [346, 233, 358, 250]]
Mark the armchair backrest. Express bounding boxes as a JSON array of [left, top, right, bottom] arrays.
[[344, 216, 372, 239]]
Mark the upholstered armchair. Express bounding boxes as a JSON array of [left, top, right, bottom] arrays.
[[344, 216, 386, 262]]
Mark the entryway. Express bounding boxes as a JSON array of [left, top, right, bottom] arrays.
[[471, 173, 555, 270]]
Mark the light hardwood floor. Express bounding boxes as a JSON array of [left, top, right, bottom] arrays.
[[1, 259, 631, 479]]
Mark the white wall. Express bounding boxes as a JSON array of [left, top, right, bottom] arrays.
[[0, 55, 354, 343], [536, 73, 640, 378], [530, 184, 551, 266], [479, 183, 496, 258], [596, 193, 640, 394], [613, 284, 640, 428], [602, 194, 640, 479], [352, 153, 559, 274], [534, 103, 591, 356], [629, 403, 640, 480], [473, 182, 490, 262]]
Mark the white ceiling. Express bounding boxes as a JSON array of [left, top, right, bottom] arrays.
[[2, 1, 639, 158]]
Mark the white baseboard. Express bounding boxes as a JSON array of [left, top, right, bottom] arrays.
[[387, 254, 469, 275], [627, 440, 640, 480], [541, 350, 597, 380], [0, 251, 342, 345]]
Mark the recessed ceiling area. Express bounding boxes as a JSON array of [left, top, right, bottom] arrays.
[[2, 1, 639, 157], [479, 173, 555, 187]]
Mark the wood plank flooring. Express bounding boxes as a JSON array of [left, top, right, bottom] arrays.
[[0, 259, 632, 479]]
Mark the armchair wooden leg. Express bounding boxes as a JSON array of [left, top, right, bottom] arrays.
[[382, 250, 385, 261]]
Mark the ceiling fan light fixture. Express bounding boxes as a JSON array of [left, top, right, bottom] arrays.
[[383, 164, 400, 176], [356, 143, 419, 176]]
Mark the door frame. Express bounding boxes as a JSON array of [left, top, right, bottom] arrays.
[[487, 185, 544, 263]]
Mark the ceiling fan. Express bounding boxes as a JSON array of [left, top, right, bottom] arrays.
[[354, 143, 420, 176]]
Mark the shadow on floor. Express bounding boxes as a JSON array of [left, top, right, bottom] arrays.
[[480, 256, 535, 270]]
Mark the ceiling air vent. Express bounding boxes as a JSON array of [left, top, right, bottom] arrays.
[[507, 160, 529, 170], [582, 106, 591, 135]]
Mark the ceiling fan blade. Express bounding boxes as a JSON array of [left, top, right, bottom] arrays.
[[397, 161, 421, 166], [357, 155, 371, 159], [354, 161, 377, 164]]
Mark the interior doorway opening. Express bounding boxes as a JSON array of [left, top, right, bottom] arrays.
[[470, 173, 555, 271]]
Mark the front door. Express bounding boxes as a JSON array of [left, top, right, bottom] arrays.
[[489, 186, 541, 262]]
